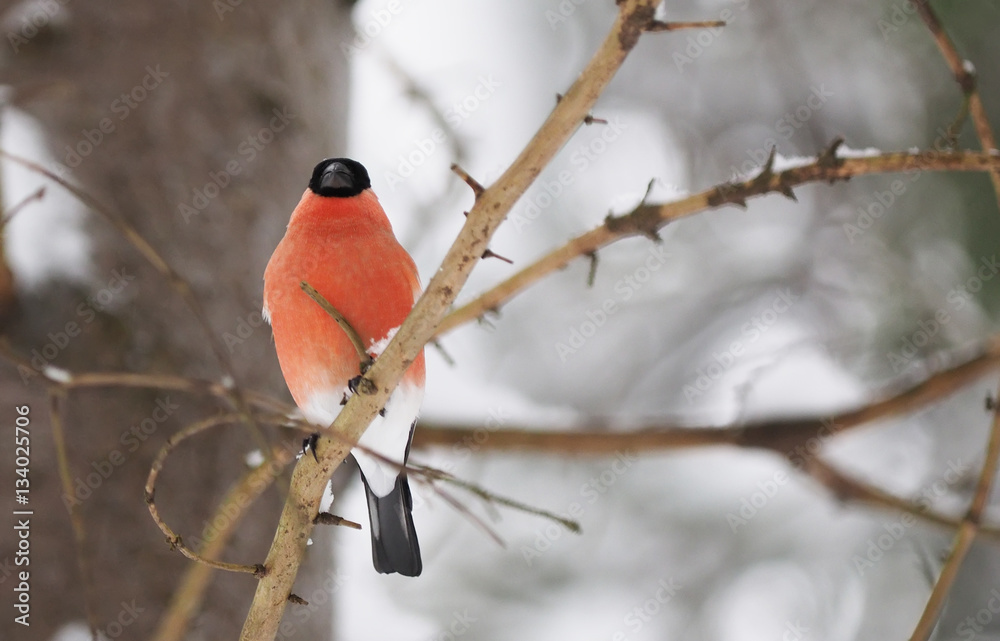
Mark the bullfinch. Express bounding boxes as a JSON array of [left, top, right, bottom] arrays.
[[263, 158, 425, 576]]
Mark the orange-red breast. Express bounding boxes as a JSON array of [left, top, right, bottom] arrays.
[[264, 158, 425, 576]]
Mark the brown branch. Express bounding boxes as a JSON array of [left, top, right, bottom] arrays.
[[48, 390, 101, 638], [152, 441, 297, 641], [909, 378, 1000, 641], [300, 281, 374, 374], [0, 150, 270, 456], [805, 457, 1000, 543], [906, 8, 1000, 640], [436, 149, 1000, 336], [239, 2, 663, 638], [913, 1, 1000, 200], [413, 336, 1000, 455], [646, 19, 726, 32], [145, 413, 271, 576]]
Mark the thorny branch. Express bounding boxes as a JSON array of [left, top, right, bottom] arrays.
[[437, 148, 1000, 337], [239, 2, 669, 638]]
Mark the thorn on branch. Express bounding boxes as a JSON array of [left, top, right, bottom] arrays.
[[476, 311, 499, 333], [986, 394, 996, 412], [288, 594, 309, 606], [302, 433, 320, 462], [586, 251, 599, 287], [645, 19, 726, 32], [167, 535, 182, 551], [604, 208, 662, 242], [557, 93, 607, 126], [706, 180, 748, 209], [450, 163, 485, 199], [640, 177, 657, 205], [817, 136, 846, 173], [314, 512, 362, 529], [747, 147, 796, 201], [482, 248, 513, 264], [751, 145, 779, 187], [430, 338, 455, 366]]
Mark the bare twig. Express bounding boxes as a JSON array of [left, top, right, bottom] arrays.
[[48, 390, 101, 639], [906, 7, 1000, 639], [152, 442, 298, 641], [436, 149, 1000, 336], [646, 19, 726, 32], [0, 185, 45, 228], [450, 163, 485, 199], [300, 281, 374, 374], [239, 2, 664, 638], [415, 464, 582, 533], [414, 337, 1000, 454], [145, 413, 270, 576], [0, 150, 270, 456], [913, 1, 1000, 199]]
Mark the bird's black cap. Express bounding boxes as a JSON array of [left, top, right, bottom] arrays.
[[308, 158, 371, 198]]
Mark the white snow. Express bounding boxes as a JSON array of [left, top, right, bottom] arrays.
[[0, 103, 91, 290]]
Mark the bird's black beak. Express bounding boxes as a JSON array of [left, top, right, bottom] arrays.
[[320, 162, 355, 191], [308, 157, 371, 197]]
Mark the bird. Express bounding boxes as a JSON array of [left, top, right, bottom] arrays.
[[263, 157, 424, 576]]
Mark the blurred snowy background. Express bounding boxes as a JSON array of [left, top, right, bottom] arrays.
[[337, 1, 1000, 640], [2, 0, 1000, 640]]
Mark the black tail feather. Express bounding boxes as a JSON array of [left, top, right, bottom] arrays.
[[362, 473, 422, 577]]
